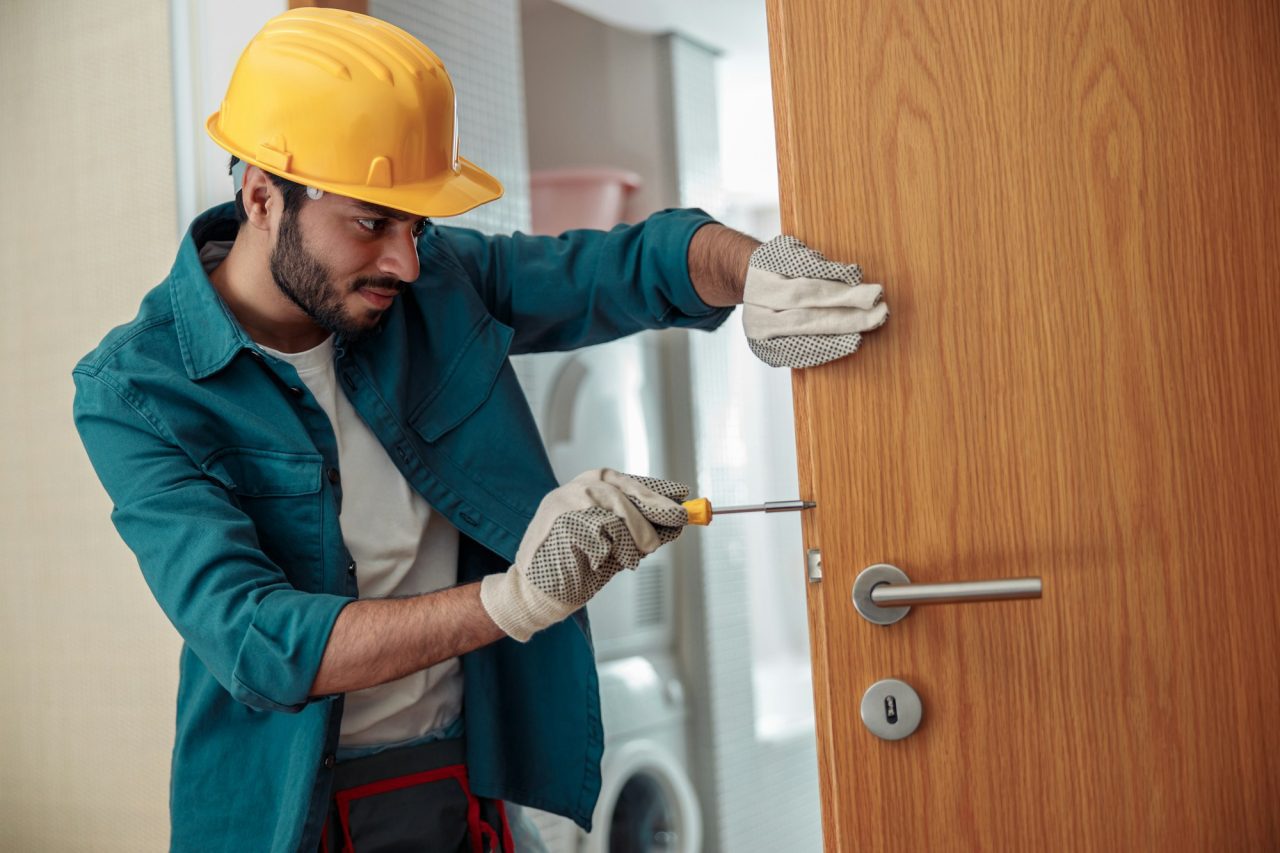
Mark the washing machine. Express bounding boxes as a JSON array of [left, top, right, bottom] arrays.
[[526, 653, 702, 853]]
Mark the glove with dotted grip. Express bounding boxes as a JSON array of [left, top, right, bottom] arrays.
[[479, 469, 689, 642], [743, 235, 889, 368]]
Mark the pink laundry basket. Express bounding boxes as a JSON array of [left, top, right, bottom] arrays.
[[529, 167, 643, 235]]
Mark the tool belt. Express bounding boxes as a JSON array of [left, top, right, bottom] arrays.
[[320, 737, 513, 853]]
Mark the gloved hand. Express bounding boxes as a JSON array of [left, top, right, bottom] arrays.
[[743, 235, 889, 368], [479, 469, 689, 642]]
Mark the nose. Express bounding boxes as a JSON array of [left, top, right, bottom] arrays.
[[377, 226, 421, 282]]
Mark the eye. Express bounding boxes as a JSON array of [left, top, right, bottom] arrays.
[[356, 218, 386, 233], [412, 218, 429, 238]]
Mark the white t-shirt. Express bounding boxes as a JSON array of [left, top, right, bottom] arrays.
[[201, 242, 462, 748], [260, 336, 463, 747]]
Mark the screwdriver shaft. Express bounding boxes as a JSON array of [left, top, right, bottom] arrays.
[[712, 500, 816, 515]]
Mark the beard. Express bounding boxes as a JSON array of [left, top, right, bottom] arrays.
[[268, 207, 403, 344]]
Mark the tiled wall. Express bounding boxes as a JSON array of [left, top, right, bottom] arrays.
[[371, 0, 531, 234], [668, 34, 725, 215]]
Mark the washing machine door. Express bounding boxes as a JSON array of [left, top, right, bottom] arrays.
[[585, 739, 701, 853]]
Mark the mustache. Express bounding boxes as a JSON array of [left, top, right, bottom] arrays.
[[353, 277, 406, 294]]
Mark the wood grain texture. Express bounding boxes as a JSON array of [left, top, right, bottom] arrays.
[[766, 0, 1280, 849]]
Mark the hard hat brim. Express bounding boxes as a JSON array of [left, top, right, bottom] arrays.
[[207, 112, 504, 219]]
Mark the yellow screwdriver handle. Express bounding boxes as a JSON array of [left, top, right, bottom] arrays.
[[682, 498, 712, 526]]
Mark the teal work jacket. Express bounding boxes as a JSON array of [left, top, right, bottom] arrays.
[[72, 203, 730, 852]]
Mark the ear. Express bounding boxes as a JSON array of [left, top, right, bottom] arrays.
[[241, 165, 277, 232]]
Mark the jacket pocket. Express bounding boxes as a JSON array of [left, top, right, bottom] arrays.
[[202, 448, 324, 497], [201, 448, 326, 589], [409, 315, 513, 443]]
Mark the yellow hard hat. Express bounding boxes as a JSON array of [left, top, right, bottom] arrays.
[[206, 8, 503, 218]]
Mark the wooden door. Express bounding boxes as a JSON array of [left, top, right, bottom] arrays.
[[766, 1, 1280, 849]]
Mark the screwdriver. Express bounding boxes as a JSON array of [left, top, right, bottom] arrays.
[[681, 498, 816, 526]]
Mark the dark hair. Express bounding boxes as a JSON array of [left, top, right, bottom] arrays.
[[229, 155, 308, 224]]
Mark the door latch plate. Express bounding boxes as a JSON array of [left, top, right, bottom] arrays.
[[807, 548, 822, 583]]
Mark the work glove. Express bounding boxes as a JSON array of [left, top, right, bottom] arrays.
[[479, 469, 689, 642], [743, 235, 889, 368]]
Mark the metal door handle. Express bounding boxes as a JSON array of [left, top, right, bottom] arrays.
[[853, 564, 1042, 625]]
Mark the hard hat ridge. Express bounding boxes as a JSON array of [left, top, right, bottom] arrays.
[[206, 8, 501, 218]]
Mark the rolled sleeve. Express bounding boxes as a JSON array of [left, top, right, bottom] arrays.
[[73, 369, 351, 713], [425, 207, 734, 355]]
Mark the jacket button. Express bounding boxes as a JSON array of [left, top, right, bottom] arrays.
[[347, 560, 357, 576], [322, 754, 336, 769], [326, 468, 340, 485], [288, 386, 304, 399]]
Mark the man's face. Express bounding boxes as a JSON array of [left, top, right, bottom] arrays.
[[268, 193, 426, 343]]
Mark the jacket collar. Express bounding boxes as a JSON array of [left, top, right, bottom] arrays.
[[169, 203, 260, 381]]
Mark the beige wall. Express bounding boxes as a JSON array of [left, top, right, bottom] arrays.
[[0, 1, 181, 849]]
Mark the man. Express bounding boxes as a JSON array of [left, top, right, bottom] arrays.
[[72, 8, 887, 852]]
